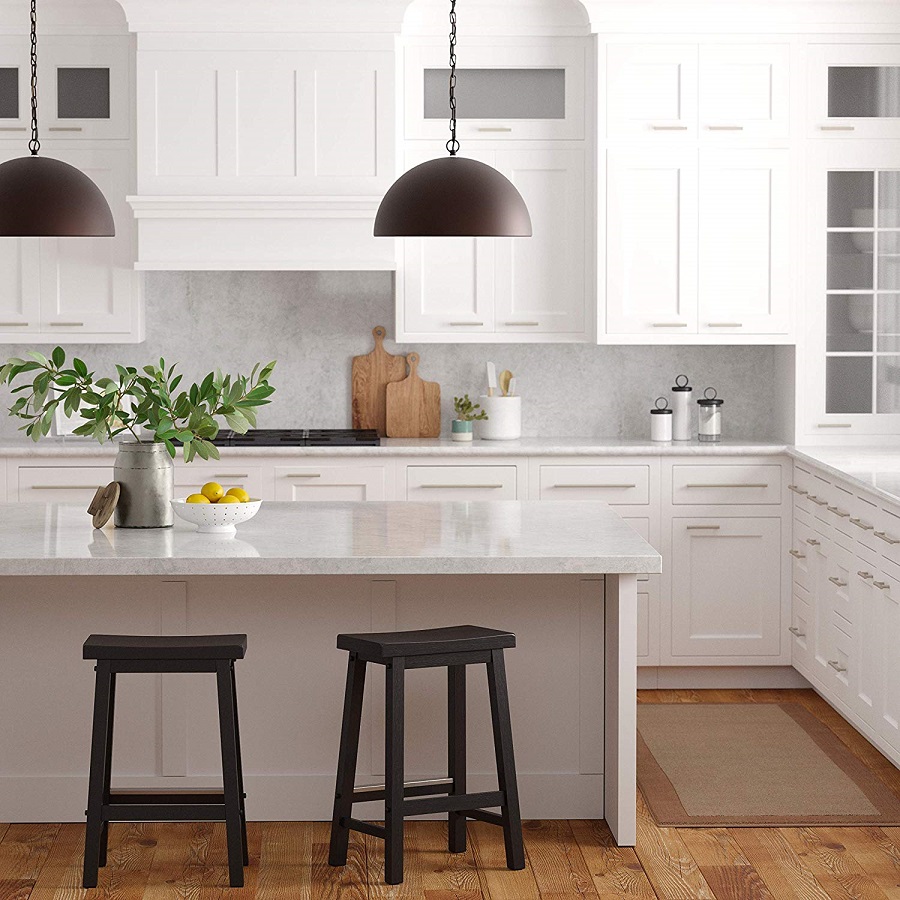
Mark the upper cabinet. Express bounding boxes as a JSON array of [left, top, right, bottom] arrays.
[[810, 45, 900, 140]]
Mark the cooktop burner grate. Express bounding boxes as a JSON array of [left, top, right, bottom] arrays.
[[210, 429, 381, 447]]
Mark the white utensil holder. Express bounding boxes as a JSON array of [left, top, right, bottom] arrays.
[[477, 395, 522, 441]]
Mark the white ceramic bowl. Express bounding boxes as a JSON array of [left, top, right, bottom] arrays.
[[171, 498, 262, 534]]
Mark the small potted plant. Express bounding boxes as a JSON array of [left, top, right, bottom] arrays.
[[451, 394, 487, 442], [0, 348, 276, 528]]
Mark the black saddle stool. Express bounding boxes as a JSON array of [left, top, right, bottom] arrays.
[[81, 634, 249, 889], [328, 625, 525, 885]]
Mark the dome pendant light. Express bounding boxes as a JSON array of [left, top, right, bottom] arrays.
[[0, 0, 114, 237], [374, 0, 531, 237]]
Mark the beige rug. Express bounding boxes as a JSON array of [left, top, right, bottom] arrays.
[[637, 703, 900, 827]]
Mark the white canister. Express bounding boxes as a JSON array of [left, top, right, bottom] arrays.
[[697, 387, 724, 442], [477, 395, 522, 441], [650, 398, 673, 441], [671, 374, 693, 441]]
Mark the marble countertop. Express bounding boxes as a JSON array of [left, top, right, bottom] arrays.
[[0, 436, 788, 458], [0, 500, 662, 578], [790, 446, 900, 507]]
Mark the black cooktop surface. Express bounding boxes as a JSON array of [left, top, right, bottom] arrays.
[[211, 429, 381, 447]]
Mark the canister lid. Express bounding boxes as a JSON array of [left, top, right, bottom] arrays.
[[672, 374, 692, 392], [651, 397, 673, 414], [697, 387, 723, 406]]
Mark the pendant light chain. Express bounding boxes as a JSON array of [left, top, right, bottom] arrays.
[[446, 0, 459, 156], [28, 0, 39, 155]]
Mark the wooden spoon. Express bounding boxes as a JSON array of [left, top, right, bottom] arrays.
[[499, 369, 513, 397]]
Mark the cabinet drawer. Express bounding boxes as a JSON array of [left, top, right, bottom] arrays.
[[539, 465, 650, 505], [873, 509, 900, 568], [406, 466, 518, 500], [275, 466, 386, 502], [174, 465, 264, 500], [672, 464, 781, 505], [17, 465, 112, 503]]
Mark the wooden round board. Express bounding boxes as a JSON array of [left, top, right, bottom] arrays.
[[87, 482, 120, 528]]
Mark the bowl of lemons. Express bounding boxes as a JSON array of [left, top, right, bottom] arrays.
[[171, 482, 261, 534]]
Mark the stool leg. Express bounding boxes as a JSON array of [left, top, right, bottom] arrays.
[[384, 657, 406, 885], [486, 649, 525, 871], [83, 661, 115, 889], [216, 660, 245, 888], [328, 652, 367, 867], [447, 664, 467, 854], [230, 664, 249, 866]]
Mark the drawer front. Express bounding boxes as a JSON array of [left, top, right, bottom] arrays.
[[275, 466, 386, 501], [407, 466, 518, 500], [174, 465, 265, 501], [539, 465, 650, 505], [790, 585, 813, 669], [826, 543, 853, 630], [849, 495, 881, 553], [672, 464, 781, 505], [17, 465, 113, 504], [873, 509, 900, 568], [790, 515, 816, 593], [789, 465, 817, 516]]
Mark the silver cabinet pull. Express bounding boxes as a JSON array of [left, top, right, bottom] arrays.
[[875, 531, 900, 545], [553, 483, 637, 489], [817, 423, 852, 428], [828, 576, 848, 587], [707, 322, 743, 327], [0, 322, 29, 327], [48, 126, 83, 132], [707, 125, 745, 131], [686, 525, 721, 530], [828, 660, 848, 673], [789, 549, 806, 559], [0, 126, 26, 131], [651, 322, 688, 327], [875, 581, 891, 591], [850, 517, 874, 530], [448, 322, 484, 327], [504, 321, 540, 327], [858, 571, 874, 580], [685, 483, 768, 489], [476, 126, 512, 132], [286, 473, 321, 478], [419, 484, 505, 489], [49, 322, 84, 327], [827, 506, 850, 517], [651, 123, 688, 130], [788, 484, 808, 495], [789, 626, 806, 637], [806, 538, 821, 546], [30, 484, 100, 490], [213, 474, 249, 479], [808, 496, 828, 506], [820, 125, 855, 131]]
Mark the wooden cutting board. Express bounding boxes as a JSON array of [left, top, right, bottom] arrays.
[[351, 326, 407, 436], [386, 352, 441, 438]]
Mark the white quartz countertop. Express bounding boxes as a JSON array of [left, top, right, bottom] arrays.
[[0, 500, 662, 578], [790, 446, 900, 507], [0, 436, 788, 458]]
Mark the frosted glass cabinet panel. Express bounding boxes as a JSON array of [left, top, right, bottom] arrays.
[[0, 67, 18, 120], [0, 37, 29, 132], [423, 68, 565, 120], [811, 46, 900, 138]]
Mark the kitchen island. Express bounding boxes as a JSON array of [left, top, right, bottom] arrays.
[[0, 500, 659, 845]]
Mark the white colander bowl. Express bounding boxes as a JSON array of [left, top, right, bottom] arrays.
[[170, 498, 262, 534]]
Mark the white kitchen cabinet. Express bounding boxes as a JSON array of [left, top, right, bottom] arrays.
[[274, 465, 387, 501], [668, 516, 784, 662], [0, 36, 30, 134], [15, 465, 113, 504], [397, 148, 590, 342], [876, 562, 900, 755], [406, 465, 519, 500]]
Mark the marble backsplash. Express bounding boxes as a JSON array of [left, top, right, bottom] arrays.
[[0, 271, 786, 441]]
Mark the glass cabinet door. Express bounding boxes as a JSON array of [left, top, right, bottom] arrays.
[[0, 37, 30, 136]]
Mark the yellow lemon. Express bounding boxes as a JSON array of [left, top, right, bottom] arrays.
[[218, 494, 241, 504], [226, 487, 251, 503], [186, 493, 211, 504], [201, 481, 225, 502]]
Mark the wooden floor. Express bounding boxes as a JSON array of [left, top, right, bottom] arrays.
[[4, 689, 900, 899]]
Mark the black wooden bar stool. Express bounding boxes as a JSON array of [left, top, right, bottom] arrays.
[[82, 634, 248, 889], [328, 625, 525, 885]]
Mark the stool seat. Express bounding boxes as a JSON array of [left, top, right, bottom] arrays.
[[84, 633, 247, 661], [337, 625, 514, 661]]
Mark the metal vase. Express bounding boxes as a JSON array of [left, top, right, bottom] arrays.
[[113, 441, 174, 528]]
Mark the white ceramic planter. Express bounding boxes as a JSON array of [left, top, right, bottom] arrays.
[[477, 395, 522, 441]]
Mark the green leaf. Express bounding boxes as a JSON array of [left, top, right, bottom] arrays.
[[51, 346, 65, 368], [55, 374, 77, 386], [175, 430, 193, 442], [258, 361, 276, 382], [27, 350, 49, 366], [224, 410, 249, 433], [73, 357, 88, 378], [246, 384, 276, 402], [164, 439, 176, 458]]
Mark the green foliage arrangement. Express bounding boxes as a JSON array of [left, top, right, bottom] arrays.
[[453, 394, 488, 422], [0, 347, 276, 462]]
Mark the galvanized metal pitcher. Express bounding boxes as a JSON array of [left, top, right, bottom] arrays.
[[113, 441, 174, 528]]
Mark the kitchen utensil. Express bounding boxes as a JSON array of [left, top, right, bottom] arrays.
[[671, 374, 693, 441], [351, 326, 408, 437], [697, 387, 724, 442], [87, 482, 120, 528], [385, 352, 441, 438], [478, 395, 522, 440], [499, 369, 513, 396], [508, 377, 517, 396], [650, 398, 673, 442], [171, 497, 262, 534], [487, 362, 497, 397]]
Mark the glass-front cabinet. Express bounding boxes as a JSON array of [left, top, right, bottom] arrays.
[[809, 144, 900, 435], [810, 45, 900, 139]]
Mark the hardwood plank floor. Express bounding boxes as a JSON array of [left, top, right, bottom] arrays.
[[7, 689, 900, 899]]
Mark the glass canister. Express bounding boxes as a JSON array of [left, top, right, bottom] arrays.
[[650, 397, 673, 441], [671, 374, 693, 441], [697, 387, 724, 442]]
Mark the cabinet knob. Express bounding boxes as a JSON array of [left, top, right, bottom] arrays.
[[874, 581, 891, 591], [827, 660, 848, 673], [789, 549, 806, 559], [806, 538, 821, 546], [858, 571, 874, 580], [828, 576, 848, 588], [788, 626, 806, 638]]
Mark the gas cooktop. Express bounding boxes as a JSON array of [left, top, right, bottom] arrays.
[[210, 429, 381, 447]]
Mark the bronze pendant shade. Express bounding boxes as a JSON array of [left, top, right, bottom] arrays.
[[374, 156, 532, 237], [0, 0, 114, 238]]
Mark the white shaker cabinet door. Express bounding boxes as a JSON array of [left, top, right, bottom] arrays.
[[698, 149, 791, 336], [494, 149, 587, 336], [606, 147, 698, 335], [274, 465, 387, 501], [606, 44, 697, 140], [698, 44, 790, 143], [668, 517, 783, 662]]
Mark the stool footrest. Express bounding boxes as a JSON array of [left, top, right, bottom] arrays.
[[103, 802, 226, 822], [464, 808, 504, 827], [402, 790, 504, 818], [351, 778, 454, 804], [345, 818, 387, 840], [109, 790, 226, 806]]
